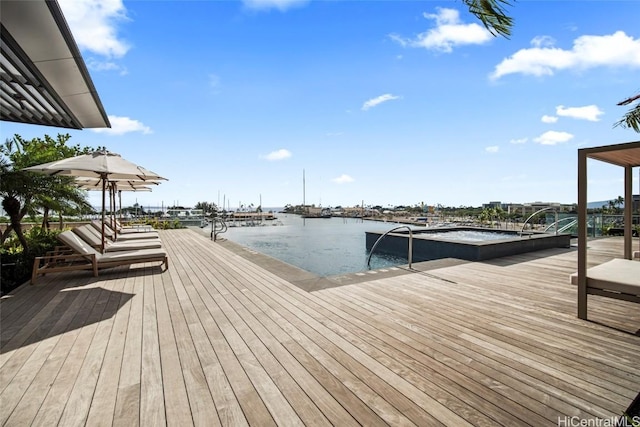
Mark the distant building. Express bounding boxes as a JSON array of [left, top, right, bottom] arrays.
[[482, 201, 505, 210], [483, 201, 576, 216]]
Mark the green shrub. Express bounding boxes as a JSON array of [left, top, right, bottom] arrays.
[[141, 219, 183, 230], [1, 227, 62, 294]]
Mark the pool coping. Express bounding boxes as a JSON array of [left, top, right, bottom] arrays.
[[189, 227, 467, 291]]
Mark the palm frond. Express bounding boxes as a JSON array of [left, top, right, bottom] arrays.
[[614, 96, 640, 133], [462, 0, 514, 38]]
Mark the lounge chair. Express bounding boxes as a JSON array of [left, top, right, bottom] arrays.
[[570, 258, 640, 305], [73, 225, 163, 252], [31, 230, 168, 284], [115, 219, 154, 232], [91, 220, 159, 240]]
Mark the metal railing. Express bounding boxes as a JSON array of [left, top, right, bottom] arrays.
[[519, 207, 558, 237], [543, 216, 577, 234], [210, 217, 227, 241], [367, 225, 413, 270]]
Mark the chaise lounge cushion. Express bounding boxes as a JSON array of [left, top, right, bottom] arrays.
[[115, 219, 154, 232], [91, 220, 159, 240], [58, 230, 167, 264], [31, 230, 168, 284], [570, 258, 640, 295], [74, 225, 162, 252]]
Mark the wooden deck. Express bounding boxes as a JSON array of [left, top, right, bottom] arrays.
[[1, 230, 638, 426]]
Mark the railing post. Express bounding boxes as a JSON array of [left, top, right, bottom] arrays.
[[367, 225, 414, 270], [408, 229, 413, 269]]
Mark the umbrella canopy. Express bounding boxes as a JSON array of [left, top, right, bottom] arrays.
[[23, 150, 166, 252], [76, 178, 156, 192], [23, 150, 167, 181]]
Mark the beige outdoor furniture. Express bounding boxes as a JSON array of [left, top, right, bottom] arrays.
[[115, 219, 154, 232], [31, 230, 168, 284], [73, 225, 162, 252], [570, 258, 640, 304], [91, 220, 159, 240], [576, 142, 640, 319]]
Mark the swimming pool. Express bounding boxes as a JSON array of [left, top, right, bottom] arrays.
[[218, 214, 407, 277], [365, 227, 572, 262]]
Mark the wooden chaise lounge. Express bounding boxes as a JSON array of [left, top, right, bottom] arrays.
[[31, 230, 168, 284], [571, 258, 640, 304], [73, 225, 163, 252], [91, 220, 159, 240], [115, 219, 154, 232]]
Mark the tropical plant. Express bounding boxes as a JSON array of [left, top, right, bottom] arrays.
[[0, 134, 94, 250], [195, 201, 217, 215], [463, 0, 513, 38], [615, 93, 640, 132], [1, 226, 62, 294]]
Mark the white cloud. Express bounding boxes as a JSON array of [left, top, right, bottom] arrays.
[[485, 146, 499, 153], [531, 36, 556, 48], [91, 115, 152, 135], [332, 174, 354, 184], [362, 94, 401, 111], [86, 59, 128, 75], [541, 115, 558, 123], [555, 105, 604, 122], [59, 0, 130, 58], [491, 31, 640, 80], [533, 130, 574, 146], [242, 0, 308, 12], [389, 7, 492, 53], [263, 149, 292, 161], [509, 137, 528, 144]]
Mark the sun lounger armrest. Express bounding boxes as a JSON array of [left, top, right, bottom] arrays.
[[31, 253, 98, 284], [35, 253, 94, 262]]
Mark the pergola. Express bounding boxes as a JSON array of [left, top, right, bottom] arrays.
[[0, 0, 110, 129], [577, 140, 640, 319]]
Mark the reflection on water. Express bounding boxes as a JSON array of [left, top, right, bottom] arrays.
[[221, 214, 406, 277]]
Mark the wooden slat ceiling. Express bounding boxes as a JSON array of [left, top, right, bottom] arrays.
[[582, 141, 640, 167], [0, 0, 110, 130]]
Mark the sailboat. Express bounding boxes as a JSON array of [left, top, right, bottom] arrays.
[[300, 169, 332, 218]]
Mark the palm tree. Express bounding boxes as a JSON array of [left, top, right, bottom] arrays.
[[0, 134, 94, 250]]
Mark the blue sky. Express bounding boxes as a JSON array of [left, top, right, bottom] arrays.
[[2, 0, 640, 210]]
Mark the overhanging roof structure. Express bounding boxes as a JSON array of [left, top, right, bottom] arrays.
[[581, 141, 640, 168], [0, 0, 110, 129]]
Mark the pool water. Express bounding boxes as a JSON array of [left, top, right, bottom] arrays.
[[219, 214, 407, 277], [419, 230, 515, 242]]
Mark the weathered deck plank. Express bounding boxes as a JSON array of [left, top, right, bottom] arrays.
[[1, 230, 638, 426]]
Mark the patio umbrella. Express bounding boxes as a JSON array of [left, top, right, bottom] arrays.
[[77, 178, 155, 229], [23, 150, 167, 252]]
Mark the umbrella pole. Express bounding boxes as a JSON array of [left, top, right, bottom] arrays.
[[101, 177, 106, 253], [110, 183, 116, 234]]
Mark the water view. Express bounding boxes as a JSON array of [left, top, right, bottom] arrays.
[[218, 213, 407, 277]]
